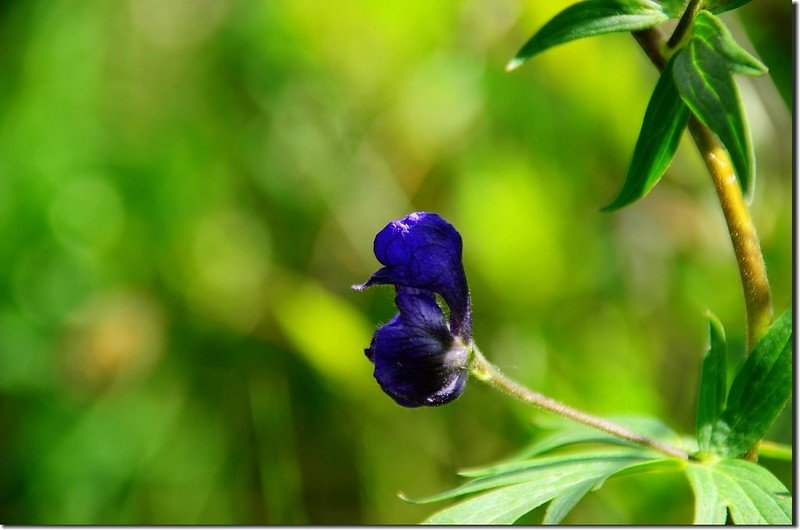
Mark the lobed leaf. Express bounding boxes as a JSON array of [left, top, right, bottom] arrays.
[[507, 0, 668, 71], [712, 308, 792, 457], [602, 55, 689, 211], [459, 416, 680, 477], [408, 450, 646, 504], [686, 463, 728, 524], [422, 451, 670, 524], [695, 313, 727, 452], [686, 459, 792, 524], [672, 11, 766, 199], [542, 479, 597, 525]]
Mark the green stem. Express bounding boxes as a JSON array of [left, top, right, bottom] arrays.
[[632, 27, 773, 351], [757, 440, 793, 461], [469, 344, 690, 461]]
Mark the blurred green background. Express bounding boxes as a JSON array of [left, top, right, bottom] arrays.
[[0, 0, 791, 524]]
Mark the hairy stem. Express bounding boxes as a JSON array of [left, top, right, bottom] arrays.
[[632, 27, 773, 350], [687, 117, 773, 346], [469, 344, 690, 461]]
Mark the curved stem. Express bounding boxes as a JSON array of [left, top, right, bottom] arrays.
[[632, 27, 773, 350], [666, 0, 702, 49], [469, 344, 690, 461], [687, 117, 773, 347]]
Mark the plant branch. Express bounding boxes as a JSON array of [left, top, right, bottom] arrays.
[[666, 0, 702, 49], [632, 27, 773, 350], [469, 344, 690, 461]]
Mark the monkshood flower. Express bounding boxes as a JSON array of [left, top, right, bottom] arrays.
[[353, 212, 472, 407]]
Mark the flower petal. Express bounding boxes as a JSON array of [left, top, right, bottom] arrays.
[[357, 212, 471, 338], [366, 291, 468, 407]]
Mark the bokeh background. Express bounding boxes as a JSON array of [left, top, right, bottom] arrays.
[[0, 0, 791, 524]]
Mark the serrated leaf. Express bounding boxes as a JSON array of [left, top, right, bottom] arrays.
[[672, 11, 764, 198], [542, 479, 596, 525], [712, 308, 792, 456], [686, 459, 792, 524], [696, 313, 727, 452], [602, 55, 689, 211], [421, 452, 667, 524], [706, 0, 755, 15], [507, 0, 668, 71]]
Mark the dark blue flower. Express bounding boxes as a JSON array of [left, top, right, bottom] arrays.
[[354, 212, 472, 407]]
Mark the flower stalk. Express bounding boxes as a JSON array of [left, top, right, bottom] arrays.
[[469, 344, 691, 461]]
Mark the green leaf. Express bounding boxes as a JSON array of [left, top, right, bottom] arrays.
[[601, 55, 689, 211], [692, 10, 767, 76], [542, 479, 597, 525], [459, 416, 680, 477], [420, 451, 667, 524], [655, 0, 691, 18], [686, 459, 792, 524], [712, 308, 792, 456], [685, 463, 728, 523], [409, 450, 646, 503], [695, 313, 727, 452], [506, 0, 669, 71], [672, 11, 766, 199], [706, 0, 755, 15]]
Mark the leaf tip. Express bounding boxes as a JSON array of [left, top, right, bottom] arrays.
[[599, 197, 628, 213], [505, 57, 524, 72]]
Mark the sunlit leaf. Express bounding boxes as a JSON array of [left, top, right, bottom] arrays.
[[419, 450, 666, 524], [686, 459, 792, 524], [409, 450, 646, 503], [459, 416, 680, 477], [602, 55, 689, 211], [542, 479, 596, 525], [712, 308, 792, 457], [507, 0, 669, 71], [672, 11, 767, 199], [695, 313, 727, 452]]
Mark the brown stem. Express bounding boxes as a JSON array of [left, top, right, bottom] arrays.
[[666, 0, 702, 49]]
